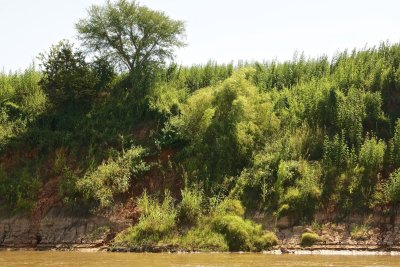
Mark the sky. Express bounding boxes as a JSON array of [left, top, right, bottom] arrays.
[[1, 0, 400, 71]]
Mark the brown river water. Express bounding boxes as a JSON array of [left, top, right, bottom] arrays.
[[0, 252, 399, 267]]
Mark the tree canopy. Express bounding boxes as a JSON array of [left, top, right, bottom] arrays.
[[76, 0, 186, 76], [38, 40, 97, 108]]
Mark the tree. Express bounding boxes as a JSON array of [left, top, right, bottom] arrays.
[[39, 40, 97, 109], [75, 0, 186, 82]]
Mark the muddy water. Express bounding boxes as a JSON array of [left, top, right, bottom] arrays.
[[0, 251, 399, 267]]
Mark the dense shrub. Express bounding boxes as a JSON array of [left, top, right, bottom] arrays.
[[180, 228, 228, 251], [147, 82, 187, 118], [254, 232, 279, 250], [173, 69, 280, 190], [39, 40, 97, 109], [300, 232, 320, 247], [358, 135, 386, 172], [0, 67, 46, 148], [214, 198, 245, 217], [385, 169, 400, 203], [211, 214, 275, 251], [76, 146, 148, 208], [277, 161, 322, 220], [178, 187, 203, 225], [5, 38, 400, 226], [350, 223, 371, 241], [0, 165, 42, 213], [115, 191, 177, 246], [390, 119, 400, 167], [323, 134, 352, 169]]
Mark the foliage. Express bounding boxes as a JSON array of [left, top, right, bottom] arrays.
[[389, 119, 400, 167], [115, 191, 177, 246], [173, 69, 280, 190], [76, 0, 185, 89], [358, 135, 386, 172], [0, 67, 46, 148], [214, 198, 245, 217], [255, 232, 279, 250], [211, 214, 276, 251], [277, 161, 322, 220], [180, 228, 228, 251], [177, 187, 203, 225], [385, 168, 400, 203], [0, 165, 41, 213], [300, 232, 320, 247], [4, 17, 400, 232], [147, 82, 187, 118], [323, 134, 353, 169], [114, 193, 276, 252], [350, 224, 371, 241], [39, 40, 97, 109], [76, 146, 148, 208]]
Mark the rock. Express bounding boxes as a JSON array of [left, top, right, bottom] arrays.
[[0, 213, 119, 249], [280, 247, 290, 254]]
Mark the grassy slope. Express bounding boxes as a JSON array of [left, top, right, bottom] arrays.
[[1, 46, 400, 251]]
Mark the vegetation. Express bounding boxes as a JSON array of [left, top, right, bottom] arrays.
[[114, 191, 277, 251], [300, 232, 320, 247], [76, 0, 185, 90], [76, 146, 148, 208], [1, 0, 400, 251], [385, 169, 400, 203], [350, 223, 371, 241]]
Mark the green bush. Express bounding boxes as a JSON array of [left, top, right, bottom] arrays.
[[350, 224, 370, 241], [358, 135, 386, 173], [115, 191, 177, 246], [323, 134, 352, 169], [147, 82, 187, 118], [178, 187, 203, 225], [215, 198, 245, 217], [0, 67, 46, 148], [180, 228, 228, 251], [39, 40, 97, 109], [76, 146, 147, 208], [211, 215, 254, 251], [336, 87, 366, 147], [254, 232, 279, 251], [385, 169, 400, 203], [277, 161, 322, 220], [0, 166, 42, 213], [390, 119, 400, 167], [300, 232, 320, 247], [172, 69, 280, 190], [211, 214, 274, 251]]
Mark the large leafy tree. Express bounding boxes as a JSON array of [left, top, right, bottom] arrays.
[[76, 0, 186, 81]]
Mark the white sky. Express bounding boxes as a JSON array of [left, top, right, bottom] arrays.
[[1, 0, 400, 71]]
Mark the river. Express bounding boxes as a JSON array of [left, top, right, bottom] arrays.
[[0, 252, 399, 267]]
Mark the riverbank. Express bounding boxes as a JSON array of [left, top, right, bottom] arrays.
[[2, 246, 400, 256], [2, 208, 400, 254]]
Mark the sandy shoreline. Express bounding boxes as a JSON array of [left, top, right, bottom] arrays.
[[265, 249, 400, 256]]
